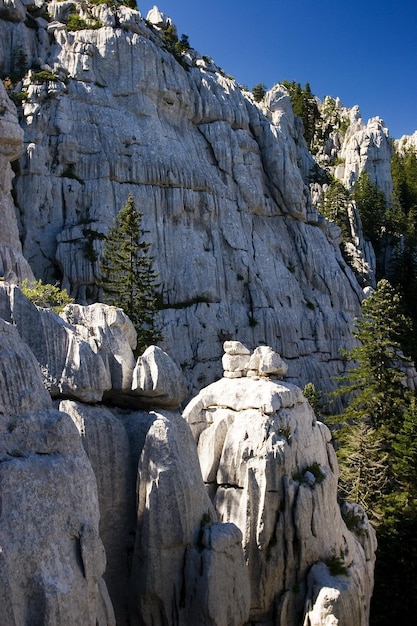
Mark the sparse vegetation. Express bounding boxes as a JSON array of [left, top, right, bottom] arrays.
[[21, 279, 74, 313], [252, 83, 266, 102]]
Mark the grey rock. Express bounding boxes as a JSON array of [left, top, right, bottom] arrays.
[[0, 315, 51, 415], [60, 400, 134, 625], [0, 408, 114, 625], [130, 408, 250, 625], [184, 375, 376, 624], [131, 345, 188, 408], [9, 286, 112, 402]]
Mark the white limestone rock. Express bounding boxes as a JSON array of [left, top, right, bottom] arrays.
[[339, 113, 393, 198], [0, 314, 51, 415], [184, 376, 376, 624], [246, 345, 288, 378], [130, 408, 250, 625], [9, 286, 112, 402], [0, 407, 114, 625], [60, 400, 134, 625], [222, 340, 251, 377], [0, 80, 33, 279], [131, 345, 188, 408], [61, 302, 137, 394], [396, 130, 417, 154]]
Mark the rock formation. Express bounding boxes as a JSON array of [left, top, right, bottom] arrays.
[[0, 0, 370, 397], [0, 283, 377, 625], [184, 341, 377, 626], [0, 3, 393, 623]]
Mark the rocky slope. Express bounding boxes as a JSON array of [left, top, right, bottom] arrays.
[[0, 0, 396, 396], [0, 282, 377, 625]]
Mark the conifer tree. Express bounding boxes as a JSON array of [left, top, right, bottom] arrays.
[[320, 179, 352, 242], [335, 279, 411, 435], [336, 420, 389, 519], [353, 171, 387, 247], [331, 278, 417, 624], [100, 193, 162, 353]]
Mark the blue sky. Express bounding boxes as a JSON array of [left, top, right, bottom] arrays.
[[142, 1, 417, 139]]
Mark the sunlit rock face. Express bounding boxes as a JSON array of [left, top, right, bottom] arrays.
[[184, 344, 377, 626], [0, 2, 367, 397]]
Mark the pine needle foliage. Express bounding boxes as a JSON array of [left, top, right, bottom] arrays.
[[100, 193, 162, 353], [335, 279, 412, 435]]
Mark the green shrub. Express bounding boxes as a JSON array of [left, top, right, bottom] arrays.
[[67, 13, 102, 31], [32, 70, 58, 83], [21, 279, 73, 313]]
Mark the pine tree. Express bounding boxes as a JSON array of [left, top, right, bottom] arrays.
[[332, 279, 417, 624], [371, 398, 417, 625], [100, 193, 162, 353], [252, 83, 266, 102], [336, 420, 389, 520], [320, 178, 352, 242], [353, 171, 387, 247], [335, 279, 412, 434]]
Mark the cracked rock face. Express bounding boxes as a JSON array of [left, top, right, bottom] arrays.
[[0, 2, 367, 396], [0, 406, 114, 625], [184, 369, 377, 625]]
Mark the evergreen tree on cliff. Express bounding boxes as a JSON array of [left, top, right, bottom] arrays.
[[332, 279, 417, 624], [100, 193, 162, 353]]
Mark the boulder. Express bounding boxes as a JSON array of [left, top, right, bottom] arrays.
[[246, 345, 288, 378], [131, 345, 188, 408], [61, 302, 137, 395]]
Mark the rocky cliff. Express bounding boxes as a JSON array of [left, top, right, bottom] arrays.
[[0, 281, 377, 625], [0, 6, 394, 622], [0, 0, 396, 396]]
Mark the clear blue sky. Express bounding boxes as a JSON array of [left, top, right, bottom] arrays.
[[142, 0, 417, 139]]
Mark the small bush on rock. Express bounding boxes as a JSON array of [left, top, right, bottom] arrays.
[[21, 279, 74, 313]]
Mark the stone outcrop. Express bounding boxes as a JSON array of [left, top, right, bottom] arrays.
[[0, 1, 368, 397], [0, 284, 252, 625], [0, 283, 190, 408], [0, 78, 34, 282], [1, 278, 377, 625], [184, 342, 377, 625], [338, 112, 393, 198], [395, 130, 417, 155], [0, 307, 114, 624]]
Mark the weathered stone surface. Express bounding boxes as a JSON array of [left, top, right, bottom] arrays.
[[396, 130, 417, 155], [0, 313, 51, 415], [131, 344, 188, 408], [339, 113, 393, 198], [129, 408, 250, 626], [61, 302, 137, 394], [184, 375, 376, 624], [0, 408, 114, 625], [9, 286, 112, 402], [0, 80, 34, 280], [0, 5, 367, 397], [246, 345, 288, 378], [60, 399, 134, 625]]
